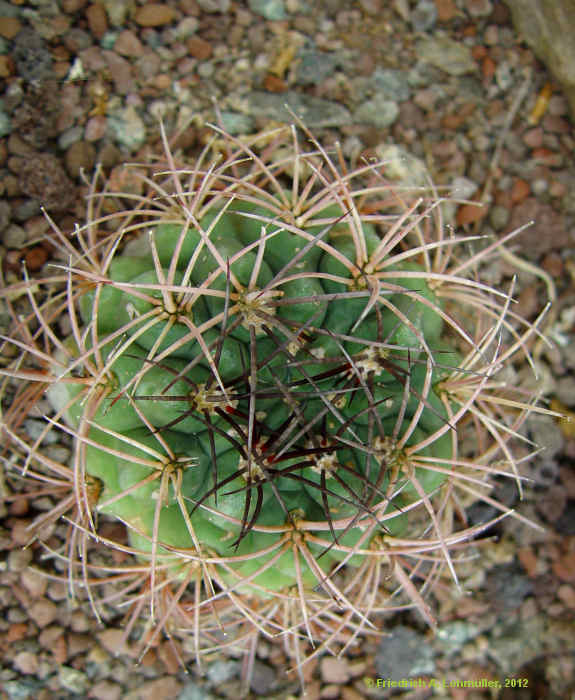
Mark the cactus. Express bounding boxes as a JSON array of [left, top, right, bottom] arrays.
[[1, 117, 553, 691]]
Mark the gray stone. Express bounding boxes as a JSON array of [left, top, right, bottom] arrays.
[[450, 176, 478, 200], [175, 17, 200, 39], [14, 200, 41, 222], [468, 0, 493, 16], [244, 91, 351, 127], [375, 627, 435, 680], [101, 0, 131, 26], [486, 563, 532, 613], [489, 204, 510, 231], [555, 374, 575, 407], [489, 616, 545, 674], [23, 418, 58, 444], [355, 95, 399, 128], [495, 61, 514, 92], [177, 683, 216, 700], [3, 224, 27, 247], [249, 0, 286, 20], [206, 660, 240, 685], [371, 68, 412, 101], [219, 111, 255, 134], [526, 413, 565, 461], [63, 27, 93, 52], [416, 36, 476, 76], [411, 0, 438, 32], [197, 0, 231, 11], [249, 660, 277, 695], [505, 0, 575, 119], [0, 201, 11, 234], [12, 29, 53, 83], [58, 125, 83, 150], [0, 1, 20, 16], [58, 666, 89, 694], [2, 680, 43, 700], [296, 50, 340, 86], [101, 31, 119, 50], [436, 621, 480, 655], [107, 105, 146, 153], [370, 144, 429, 187], [197, 61, 215, 78]]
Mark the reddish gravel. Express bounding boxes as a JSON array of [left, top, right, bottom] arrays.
[[1, 1, 574, 698]]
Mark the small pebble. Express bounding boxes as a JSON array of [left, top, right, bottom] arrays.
[[97, 628, 133, 656], [341, 688, 364, 700], [67, 632, 93, 657], [197, 0, 231, 11], [249, 0, 286, 20], [414, 87, 442, 112], [531, 178, 548, 196], [540, 250, 563, 277], [456, 200, 487, 226], [89, 681, 123, 700], [411, 0, 437, 32], [47, 580, 67, 602], [3, 224, 27, 248], [107, 164, 144, 196], [52, 635, 68, 665], [263, 73, 287, 92], [320, 656, 351, 684], [13, 651, 39, 675], [20, 568, 48, 598], [175, 17, 199, 39], [18, 153, 76, 212], [523, 126, 543, 148], [187, 36, 213, 60], [134, 4, 177, 27], [489, 203, 510, 230], [59, 666, 89, 694], [28, 599, 59, 628], [86, 3, 108, 39], [84, 115, 108, 142], [61, 0, 87, 12], [542, 114, 571, 134], [0, 56, 12, 78], [552, 552, 575, 582], [8, 548, 33, 573], [467, 0, 493, 17], [435, 0, 457, 21], [70, 609, 91, 633], [65, 140, 96, 178], [114, 30, 144, 57], [39, 625, 65, 649], [6, 622, 29, 643], [484, 24, 499, 46], [24, 246, 50, 272], [0, 17, 21, 39], [249, 660, 276, 695], [510, 178, 530, 204], [124, 676, 182, 700], [103, 50, 135, 94], [557, 584, 575, 609], [549, 180, 567, 198]]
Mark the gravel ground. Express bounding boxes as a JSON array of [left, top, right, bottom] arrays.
[[1, 1, 575, 699]]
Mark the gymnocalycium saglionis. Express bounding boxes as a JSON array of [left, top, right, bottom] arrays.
[[1, 114, 556, 693]]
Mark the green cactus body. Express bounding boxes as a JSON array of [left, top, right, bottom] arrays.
[[60, 188, 457, 600]]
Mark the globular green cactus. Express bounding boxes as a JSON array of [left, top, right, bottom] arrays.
[[1, 117, 553, 691]]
